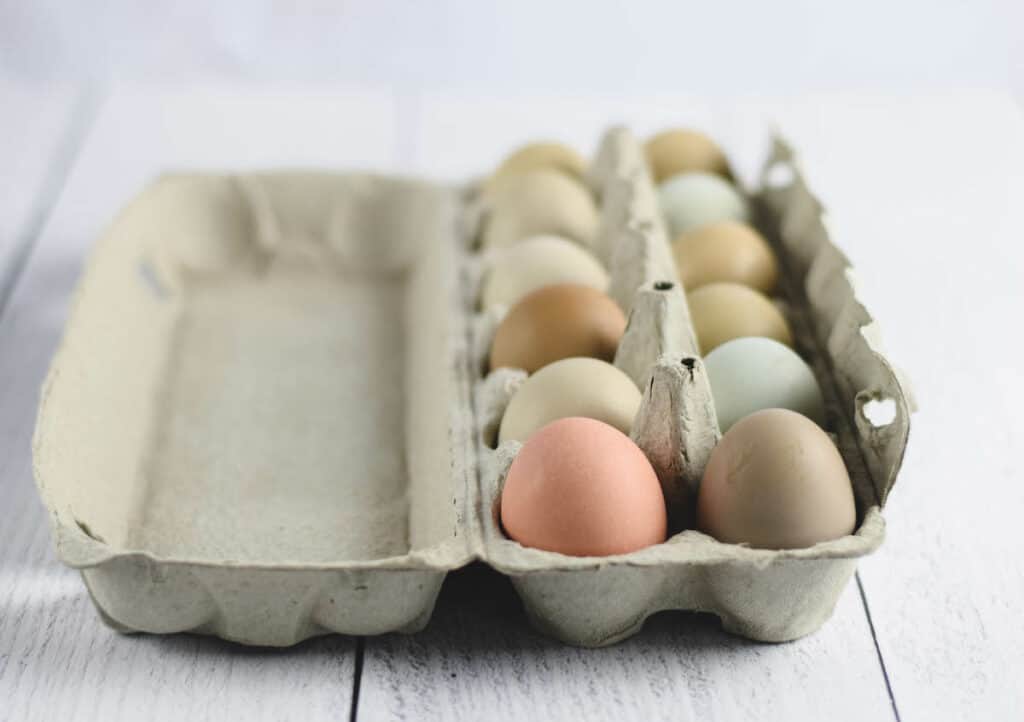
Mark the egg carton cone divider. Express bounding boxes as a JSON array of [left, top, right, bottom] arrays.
[[32, 128, 911, 647]]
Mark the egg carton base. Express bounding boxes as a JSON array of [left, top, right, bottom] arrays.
[[32, 129, 910, 648]]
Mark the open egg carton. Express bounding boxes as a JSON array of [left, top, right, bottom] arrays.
[[33, 126, 912, 647]]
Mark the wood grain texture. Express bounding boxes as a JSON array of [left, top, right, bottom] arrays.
[[354, 92, 902, 722], [3, 86, 1023, 722], [0, 84, 407, 722], [739, 90, 1024, 722], [358, 565, 894, 722]]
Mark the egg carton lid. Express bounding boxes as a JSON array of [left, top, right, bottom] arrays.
[[31, 127, 912, 647]]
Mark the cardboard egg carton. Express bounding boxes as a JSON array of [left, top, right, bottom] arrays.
[[32, 127, 911, 647]]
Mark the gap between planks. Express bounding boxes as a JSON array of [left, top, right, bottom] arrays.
[[350, 637, 366, 722], [349, 89, 905, 722], [2, 86, 906, 720], [1, 84, 403, 721], [856, 573, 901, 722]]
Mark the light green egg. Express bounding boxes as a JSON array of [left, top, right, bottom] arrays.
[[658, 171, 749, 237], [704, 336, 825, 433]]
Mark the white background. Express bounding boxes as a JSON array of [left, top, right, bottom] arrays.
[[2, 4, 1024, 722], [3, 0, 1023, 97]]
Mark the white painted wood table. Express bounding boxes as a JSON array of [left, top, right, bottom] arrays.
[[1, 83, 1022, 722]]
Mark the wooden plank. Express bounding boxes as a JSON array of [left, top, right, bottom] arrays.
[[358, 93, 898, 722], [358, 565, 893, 722], [0, 84, 404, 721], [743, 90, 1024, 721]]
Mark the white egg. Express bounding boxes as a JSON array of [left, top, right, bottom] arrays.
[[658, 172, 749, 237], [479, 235, 609, 311], [498, 357, 641, 444], [704, 337, 825, 432]]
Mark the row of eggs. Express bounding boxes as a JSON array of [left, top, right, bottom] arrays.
[[477, 130, 856, 557]]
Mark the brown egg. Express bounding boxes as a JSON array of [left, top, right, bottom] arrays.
[[645, 128, 732, 184], [687, 282, 792, 353], [484, 141, 587, 196], [489, 284, 626, 373], [696, 409, 856, 549], [672, 221, 779, 294], [500, 417, 667, 556]]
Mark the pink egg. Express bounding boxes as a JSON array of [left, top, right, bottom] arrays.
[[500, 417, 667, 556]]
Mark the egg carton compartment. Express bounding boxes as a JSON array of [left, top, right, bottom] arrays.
[[469, 128, 909, 646], [33, 126, 911, 649]]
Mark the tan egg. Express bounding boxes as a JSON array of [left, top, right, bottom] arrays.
[[501, 417, 667, 556], [687, 282, 792, 353], [696, 409, 856, 549], [480, 234, 608, 311], [484, 141, 587, 196], [489, 284, 626, 374], [645, 128, 732, 184], [481, 170, 598, 250], [672, 221, 778, 294], [498, 358, 641, 444]]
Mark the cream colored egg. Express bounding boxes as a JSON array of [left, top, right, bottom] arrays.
[[484, 141, 587, 196], [480, 235, 609, 310], [658, 172, 749, 237], [498, 358, 642, 444], [481, 169, 598, 250], [645, 128, 732, 184]]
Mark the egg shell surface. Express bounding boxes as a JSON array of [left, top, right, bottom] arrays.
[[696, 409, 856, 549], [645, 128, 732, 183], [482, 169, 598, 250], [484, 141, 586, 196], [672, 220, 778, 294], [658, 172, 749, 237], [687, 282, 793, 353], [480, 234, 608, 311], [489, 284, 626, 374], [500, 417, 667, 556], [498, 357, 641, 444], [704, 337, 826, 432]]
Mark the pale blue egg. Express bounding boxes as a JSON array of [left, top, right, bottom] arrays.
[[704, 336, 825, 432], [658, 171, 749, 237]]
